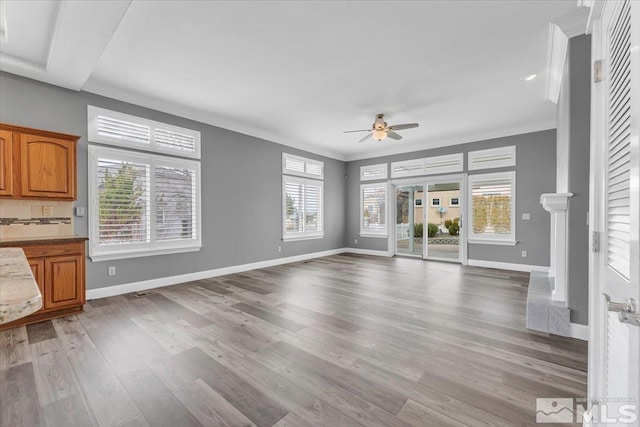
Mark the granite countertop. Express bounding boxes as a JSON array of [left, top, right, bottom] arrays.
[[0, 248, 43, 324], [0, 236, 88, 247]]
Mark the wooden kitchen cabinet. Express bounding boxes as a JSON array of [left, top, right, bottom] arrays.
[[27, 258, 45, 313], [0, 124, 78, 200], [0, 238, 87, 330], [0, 129, 13, 196]]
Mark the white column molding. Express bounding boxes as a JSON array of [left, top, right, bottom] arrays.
[[540, 193, 574, 303], [545, 7, 590, 103]]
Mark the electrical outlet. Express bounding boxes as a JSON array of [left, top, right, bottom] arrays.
[[521, 251, 528, 258], [277, 246, 282, 253], [522, 213, 531, 220], [354, 239, 358, 245], [108, 266, 116, 276], [42, 206, 53, 217]]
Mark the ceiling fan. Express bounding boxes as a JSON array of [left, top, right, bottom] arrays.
[[344, 113, 419, 142]]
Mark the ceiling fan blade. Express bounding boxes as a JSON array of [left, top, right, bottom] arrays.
[[387, 131, 403, 140], [389, 123, 419, 131], [358, 133, 373, 143], [344, 129, 372, 133]]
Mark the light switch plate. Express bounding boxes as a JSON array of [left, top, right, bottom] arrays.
[[522, 213, 531, 220]]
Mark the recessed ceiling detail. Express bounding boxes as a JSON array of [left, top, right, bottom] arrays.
[[1, 1, 583, 161]]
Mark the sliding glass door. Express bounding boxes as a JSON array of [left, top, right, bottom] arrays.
[[395, 185, 424, 257], [425, 182, 461, 261], [394, 176, 465, 262]]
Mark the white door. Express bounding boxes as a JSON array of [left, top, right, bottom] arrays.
[[589, 0, 640, 425]]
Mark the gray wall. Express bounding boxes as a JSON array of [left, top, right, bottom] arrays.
[[566, 35, 591, 325], [345, 130, 557, 267], [0, 72, 346, 290]]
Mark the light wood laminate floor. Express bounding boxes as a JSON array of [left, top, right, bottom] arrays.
[[0, 254, 587, 426]]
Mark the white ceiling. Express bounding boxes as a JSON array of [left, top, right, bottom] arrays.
[[0, 0, 582, 161]]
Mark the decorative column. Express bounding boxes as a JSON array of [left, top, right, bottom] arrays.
[[540, 193, 573, 302]]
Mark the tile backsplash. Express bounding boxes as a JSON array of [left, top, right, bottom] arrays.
[[0, 200, 74, 240]]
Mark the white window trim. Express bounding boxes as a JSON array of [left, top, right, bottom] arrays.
[[282, 175, 324, 242], [414, 198, 423, 207], [282, 152, 324, 179], [360, 183, 388, 238], [450, 197, 460, 206], [360, 163, 388, 181], [88, 145, 202, 261], [431, 197, 441, 207], [467, 171, 517, 245], [88, 106, 201, 159]]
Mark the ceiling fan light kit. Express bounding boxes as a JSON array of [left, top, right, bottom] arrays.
[[345, 113, 419, 143]]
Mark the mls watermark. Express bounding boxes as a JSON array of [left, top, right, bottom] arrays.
[[536, 397, 638, 424]]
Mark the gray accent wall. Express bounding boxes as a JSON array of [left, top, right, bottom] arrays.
[[566, 35, 591, 325], [345, 130, 557, 267], [0, 72, 346, 290]]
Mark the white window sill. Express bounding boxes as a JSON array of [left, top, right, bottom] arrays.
[[90, 245, 202, 262], [282, 234, 324, 242], [468, 239, 518, 246], [359, 233, 388, 238]]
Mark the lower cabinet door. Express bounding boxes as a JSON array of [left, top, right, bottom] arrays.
[[44, 255, 82, 309], [28, 258, 45, 312]]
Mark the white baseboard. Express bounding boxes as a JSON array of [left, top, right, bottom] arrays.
[[570, 322, 589, 341], [467, 259, 550, 273], [343, 248, 392, 257], [86, 248, 346, 300]]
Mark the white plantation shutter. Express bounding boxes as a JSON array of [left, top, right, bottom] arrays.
[[468, 146, 516, 170], [89, 145, 201, 260], [155, 166, 197, 242], [304, 182, 323, 232], [155, 128, 198, 155], [391, 158, 424, 178], [97, 158, 150, 245], [282, 153, 324, 178], [360, 184, 387, 236], [468, 172, 516, 243], [424, 153, 464, 175], [88, 106, 201, 159], [360, 164, 388, 181], [95, 115, 151, 145], [282, 153, 324, 240], [606, 0, 632, 280]]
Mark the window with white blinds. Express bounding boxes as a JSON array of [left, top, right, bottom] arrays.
[[282, 153, 324, 241], [467, 171, 516, 244], [468, 146, 516, 170], [282, 153, 324, 179], [360, 163, 388, 181], [88, 106, 201, 159], [606, 0, 632, 280], [88, 145, 201, 261], [360, 183, 387, 236]]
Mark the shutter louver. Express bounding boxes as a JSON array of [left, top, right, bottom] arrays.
[[424, 153, 464, 175], [304, 182, 322, 232], [284, 181, 304, 233], [468, 146, 516, 170], [96, 115, 151, 144], [360, 164, 388, 181], [155, 129, 198, 154], [155, 166, 197, 241], [97, 158, 150, 245], [361, 184, 386, 234], [391, 159, 424, 178], [606, 0, 632, 280]]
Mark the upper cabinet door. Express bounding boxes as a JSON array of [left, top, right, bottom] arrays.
[[0, 130, 13, 196], [20, 134, 76, 199]]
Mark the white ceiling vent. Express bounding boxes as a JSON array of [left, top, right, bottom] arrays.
[[468, 146, 516, 170]]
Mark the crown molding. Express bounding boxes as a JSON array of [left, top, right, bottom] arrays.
[[82, 79, 347, 162], [545, 7, 590, 104], [342, 119, 556, 162]]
